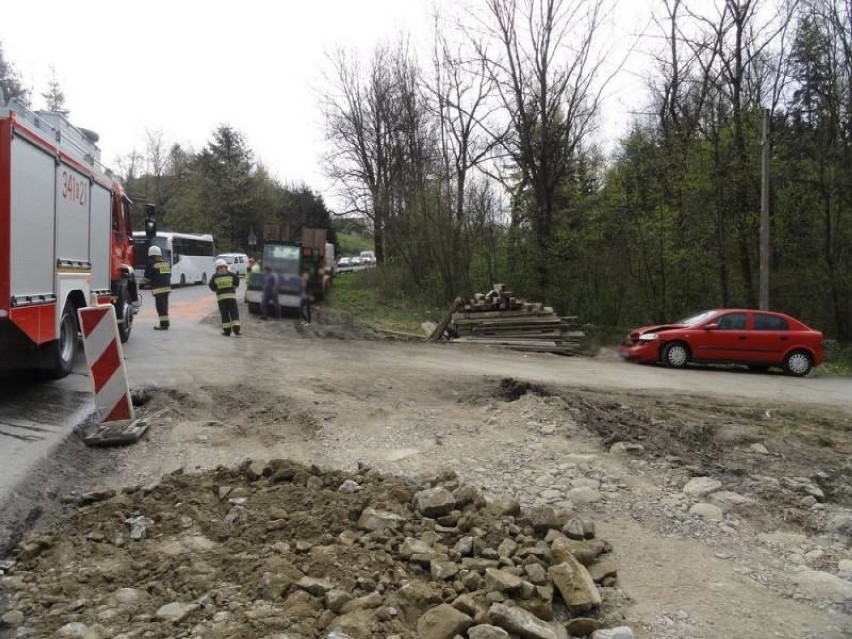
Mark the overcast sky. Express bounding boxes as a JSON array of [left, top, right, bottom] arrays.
[[2, 0, 654, 208]]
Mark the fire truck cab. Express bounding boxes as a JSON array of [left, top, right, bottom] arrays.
[[0, 96, 140, 378]]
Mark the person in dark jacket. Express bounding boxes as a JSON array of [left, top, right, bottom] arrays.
[[260, 266, 280, 320], [144, 246, 171, 330], [299, 271, 311, 325], [209, 259, 241, 336]]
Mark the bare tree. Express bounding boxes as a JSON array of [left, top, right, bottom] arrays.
[[475, 0, 616, 296], [115, 150, 143, 186], [323, 44, 409, 264], [144, 130, 168, 211], [658, 0, 798, 305], [418, 27, 503, 295]]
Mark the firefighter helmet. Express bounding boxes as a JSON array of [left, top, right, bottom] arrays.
[[148, 246, 162, 257], [215, 258, 228, 268]]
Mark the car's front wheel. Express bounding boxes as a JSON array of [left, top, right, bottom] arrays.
[[782, 350, 812, 377], [662, 341, 690, 368]]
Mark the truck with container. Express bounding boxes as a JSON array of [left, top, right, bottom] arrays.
[[245, 227, 335, 314], [0, 95, 140, 377]]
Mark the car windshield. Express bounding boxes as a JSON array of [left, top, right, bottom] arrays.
[[676, 310, 717, 326], [264, 244, 300, 273]]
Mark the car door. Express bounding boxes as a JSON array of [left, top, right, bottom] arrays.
[[749, 313, 790, 363], [703, 312, 749, 362]]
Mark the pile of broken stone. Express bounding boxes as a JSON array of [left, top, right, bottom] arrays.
[[1, 460, 634, 639]]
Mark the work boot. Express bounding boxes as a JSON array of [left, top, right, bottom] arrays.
[[233, 327, 241, 335], [154, 326, 167, 331], [223, 330, 231, 336]]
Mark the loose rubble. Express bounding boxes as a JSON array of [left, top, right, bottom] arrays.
[[0, 460, 632, 638], [2, 379, 851, 638]]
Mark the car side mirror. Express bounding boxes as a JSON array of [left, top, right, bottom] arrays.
[[705, 323, 718, 330]]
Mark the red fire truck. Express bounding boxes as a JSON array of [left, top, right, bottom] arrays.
[[0, 98, 140, 378]]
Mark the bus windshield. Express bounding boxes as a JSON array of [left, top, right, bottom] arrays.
[[133, 236, 171, 268]]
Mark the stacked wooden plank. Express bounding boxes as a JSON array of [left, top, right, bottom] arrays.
[[443, 285, 583, 355]]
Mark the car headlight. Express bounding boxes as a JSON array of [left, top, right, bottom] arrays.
[[638, 333, 659, 341]]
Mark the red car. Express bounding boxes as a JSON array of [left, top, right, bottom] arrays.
[[618, 309, 825, 376]]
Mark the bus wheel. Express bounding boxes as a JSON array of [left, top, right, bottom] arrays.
[[46, 302, 78, 379], [180, 274, 187, 287], [202, 272, 208, 284]]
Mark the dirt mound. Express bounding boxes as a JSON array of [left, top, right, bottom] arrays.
[[495, 378, 550, 402], [1, 461, 631, 639]]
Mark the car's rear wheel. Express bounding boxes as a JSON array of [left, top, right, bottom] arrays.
[[662, 341, 690, 368], [783, 350, 812, 377]]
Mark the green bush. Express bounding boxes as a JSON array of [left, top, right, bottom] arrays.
[[819, 340, 852, 377]]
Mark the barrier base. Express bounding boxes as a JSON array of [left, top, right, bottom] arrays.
[[82, 419, 149, 447]]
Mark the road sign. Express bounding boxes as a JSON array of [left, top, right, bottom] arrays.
[[78, 305, 146, 446]]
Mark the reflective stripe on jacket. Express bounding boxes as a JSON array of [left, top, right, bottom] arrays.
[[209, 271, 239, 301], [144, 260, 171, 296]]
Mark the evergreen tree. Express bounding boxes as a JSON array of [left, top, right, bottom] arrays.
[[199, 125, 255, 249], [0, 41, 27, 105], [42, 66, 68, 114]]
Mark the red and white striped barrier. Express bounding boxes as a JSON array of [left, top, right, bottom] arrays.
[[78, 305, 134, 424]]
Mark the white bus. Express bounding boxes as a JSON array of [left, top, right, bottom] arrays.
[[133, 231, 216, 287]]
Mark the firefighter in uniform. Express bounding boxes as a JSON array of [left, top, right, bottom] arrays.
[[144, 246, 171, 330], [210, 258, 241, 336]]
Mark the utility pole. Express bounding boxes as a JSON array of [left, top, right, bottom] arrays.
[[759, 108, 770, 310]]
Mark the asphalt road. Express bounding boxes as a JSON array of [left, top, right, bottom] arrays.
[[0, 284, 219, 503], [2, 282, 851, 509]]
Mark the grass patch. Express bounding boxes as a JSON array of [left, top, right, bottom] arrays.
[[337, 233, 374, 257], [816, 340, 852, 377], [817, 434, 836, 448], [327, 268, 445, 336]]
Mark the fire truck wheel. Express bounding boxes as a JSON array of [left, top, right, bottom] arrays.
[[47, 302, 78, 379], [117, 289, 133, 344]]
